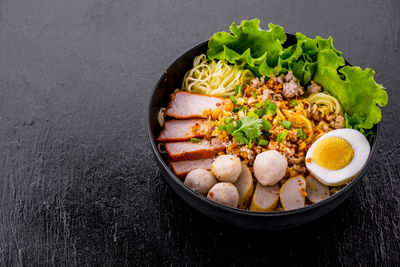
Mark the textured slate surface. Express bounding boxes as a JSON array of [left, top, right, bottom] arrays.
[[0, 0, 399, 266]]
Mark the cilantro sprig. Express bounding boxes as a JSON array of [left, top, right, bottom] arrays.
[[231, 116, 262, 146]]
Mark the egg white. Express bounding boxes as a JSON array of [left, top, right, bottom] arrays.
[[305, 129, 371, 186]]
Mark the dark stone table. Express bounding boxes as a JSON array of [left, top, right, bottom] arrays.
[[0, 0, 399, 265]]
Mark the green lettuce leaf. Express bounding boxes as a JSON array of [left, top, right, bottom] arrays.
[[231, 116, 262, 146], [207, 19, 286, 77], [313, 49, 388, 129], [207, 19, 388, 131]]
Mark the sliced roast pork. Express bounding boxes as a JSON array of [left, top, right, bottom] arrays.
[[165, 91, 233, 119], [165, 138, 225, 161], [169, 158, 214, 178], [157, 119, 208, 142]]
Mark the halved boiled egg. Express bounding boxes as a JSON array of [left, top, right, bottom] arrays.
[[305, 129, 370, 186]]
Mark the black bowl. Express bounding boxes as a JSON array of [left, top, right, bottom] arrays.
[[147, 34, 380, 229]]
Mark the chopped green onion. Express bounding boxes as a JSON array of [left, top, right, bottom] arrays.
[[225, 123, 235, 134], [250, 91, 257, 98], [255, 102, 266, 108], [235, 85, 239, 95], [281, 120, 292, 129], [277, 129, 289, 142], [290, 100, 298, 107], [262, 118, 272, 131], [229, 95, 237, 105], [255, 109, 265, 117], [217, 125, 226, 131], [190, 138, 201, 143], [235, 85, 243, 95], [233, 106, 247, 113], [265, 100, 277, 116], [247, 111, 259, 118], [258, 139, 269, 146], [224, 117, 233, 124], [264, 99, 273, 106], [297, 128, 307, 140]]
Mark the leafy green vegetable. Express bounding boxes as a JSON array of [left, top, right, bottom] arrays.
[[206, 18, 388, 132], [224, 117, 233, 124], [297, 128, 307, 140], [247, 110, 259, 118], [255, 109, 265, 117], [345, 113, 374, 142], [234, 84, 242, 95], [231, 131, 248, 145], [313, 49, 388, 129], [281, 120, 292, 129], [258, 139, 269, 146], [277, 130, 289, 142], [265, 100, 277, 115], [229, 95, 237, 105], [231, 116, 262, 146], [255, 102, 265, 108], [217, 125, 225, 131], [262, 118, 272, 131], [225, 123, 235, 134], [207, 19, 286, 77]]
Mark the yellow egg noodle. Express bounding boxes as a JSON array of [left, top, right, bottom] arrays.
[[181, 54, 254, 97]]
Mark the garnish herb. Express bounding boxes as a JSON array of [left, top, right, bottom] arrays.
[[297, 128, 307, 140], [235, 84, 243, 95], [225, 123, 235, 134], [290, 100, 298, 107], [258, 139, 269, 146], [255, 102, 265, 108], [265, 100, 277, 116], [190, 138, 201, 143], [230, 95, 237, 105], [247, 111, 259, 118], [250, 91, 257, 98], [261, 118, 272, 131], [224, 117, 233, 124], [207, 19, 387, 133], [255, 109, 265, 117], [231, 116, 262, 146], [281, 120, 292, 129], [277, 129, 289, 142]]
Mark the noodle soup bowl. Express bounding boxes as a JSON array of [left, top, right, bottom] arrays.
[[147, 35, 380, 229]]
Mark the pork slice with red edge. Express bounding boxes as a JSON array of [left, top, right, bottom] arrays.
[[165, 138, 225, 162], [157, 119, 207, 142], [165, 91, 233, 119], [169, 158, 214, 178]]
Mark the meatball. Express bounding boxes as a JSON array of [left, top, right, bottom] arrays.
[[211, 155, 242, 183], [207, 182, 239, 208], [253, 150, 288, 186], [184, 169, 217, 195]]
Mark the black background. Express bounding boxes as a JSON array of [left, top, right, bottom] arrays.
[[0, 0, 399, 266]]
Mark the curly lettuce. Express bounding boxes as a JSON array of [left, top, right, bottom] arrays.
[[206, 19, 388, 132], [313, 49, 388, 129], [207, 19, 286, 77]]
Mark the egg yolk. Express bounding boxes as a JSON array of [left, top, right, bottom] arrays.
[[312, 136, 354, 170]]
